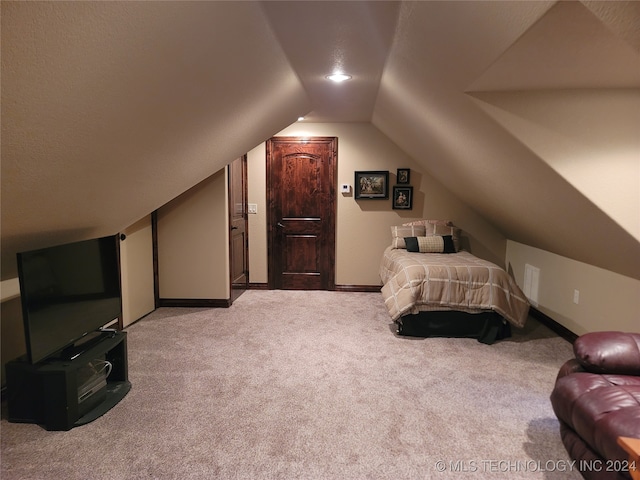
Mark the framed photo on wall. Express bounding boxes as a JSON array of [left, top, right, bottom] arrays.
[[392, 185, 413, 210], [397, 168, 410, 184], [354, 171, 389, 199]]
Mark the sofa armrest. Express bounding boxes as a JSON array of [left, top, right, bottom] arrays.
[[574, 331, 640, 375], [556, 358, 586, 381]]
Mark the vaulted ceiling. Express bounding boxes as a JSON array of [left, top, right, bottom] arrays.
[[2, 1, 639, 280]]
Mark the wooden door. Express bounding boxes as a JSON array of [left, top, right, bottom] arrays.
[[267, 137, 337, 290], [228, 155, 248, 302]]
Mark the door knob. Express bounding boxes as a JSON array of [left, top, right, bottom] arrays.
[[277, 222, 285, 228]]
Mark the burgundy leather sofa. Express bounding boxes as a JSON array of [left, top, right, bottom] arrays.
[[550, 331, 640, 480]]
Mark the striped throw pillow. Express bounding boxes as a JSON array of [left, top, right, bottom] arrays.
[[404, 235, 456, 253]]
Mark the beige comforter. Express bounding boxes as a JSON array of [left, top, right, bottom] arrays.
[[380, 247, 529, 328]]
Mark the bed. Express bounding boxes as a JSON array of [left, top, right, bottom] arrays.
[[380, 221, 530, 343]]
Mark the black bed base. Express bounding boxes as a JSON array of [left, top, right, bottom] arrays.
[[396, 310, 511, 345]]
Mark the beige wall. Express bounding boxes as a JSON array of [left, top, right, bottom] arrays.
[[1, 294, 25, 385], [472, 89, 640, 242], [248, 122, 507, 286], [120, 216, 155, 327], [506, 240, 640, 335], [156, 168, 230, 300], [247, 144, 268, 284]]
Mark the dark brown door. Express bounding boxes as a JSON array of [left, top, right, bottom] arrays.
[[267, 137, 337, 290], [228, 155, 248, 302]]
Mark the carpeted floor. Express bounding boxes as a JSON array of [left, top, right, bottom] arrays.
[[1, 290, 581, 479]]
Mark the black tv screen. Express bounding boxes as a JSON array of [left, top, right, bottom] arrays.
[[17, 235, 122, 364]]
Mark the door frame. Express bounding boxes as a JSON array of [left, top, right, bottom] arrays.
[[228, 155, 248, 303], [266, 136, 337, 290]]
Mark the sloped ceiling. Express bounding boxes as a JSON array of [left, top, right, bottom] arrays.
[[373, 0, 640, 280], [2, 1, 639, 280], [1, 1, 310, 276]]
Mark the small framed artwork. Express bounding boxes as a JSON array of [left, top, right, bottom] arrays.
[[392, 185, 413, 210], [354, 171, 389, 199], [397, 168, 410, 184]]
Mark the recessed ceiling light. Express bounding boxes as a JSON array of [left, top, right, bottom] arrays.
[[326, 73, 352, 83], [297, 116, 305, 121]]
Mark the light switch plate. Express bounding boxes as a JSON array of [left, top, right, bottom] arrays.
[[247, 204, 258, 214], [341, 184, 351, 193]]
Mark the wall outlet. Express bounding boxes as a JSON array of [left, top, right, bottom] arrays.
[[247, 204, 257, 214], [573, 289, 580, 304]]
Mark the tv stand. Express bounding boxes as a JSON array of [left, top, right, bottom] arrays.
[[6, 331, 130, 431], [60, 330, 112, 361]]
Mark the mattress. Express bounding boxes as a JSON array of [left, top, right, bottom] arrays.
[[380, 247, 529, 328]]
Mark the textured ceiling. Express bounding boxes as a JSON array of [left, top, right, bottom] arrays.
[[1, 1, 639, 280]]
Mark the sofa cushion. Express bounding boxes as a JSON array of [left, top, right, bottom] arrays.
[[574, 332, 640, 375], [550, 372, 640, 463], [558, 423, 629, 480]]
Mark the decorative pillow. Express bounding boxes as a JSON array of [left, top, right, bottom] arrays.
[[402, 220, 460, 251], [403, 219, 452, 229], [405, 235, 456, 253], [403, 220, 460, 252], [390, 225, 426, 249]]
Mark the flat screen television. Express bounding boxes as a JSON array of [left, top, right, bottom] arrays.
[[17, 235, 122, 364]]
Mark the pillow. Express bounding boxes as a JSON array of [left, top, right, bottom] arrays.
[[390, 225, 426, 249], [403, 219, 452, 229], [405, 235, 456, 253], [402, 220, 460, 251]]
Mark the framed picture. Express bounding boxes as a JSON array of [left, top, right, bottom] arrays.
[[397, 168, 410, 184], [354, 171, 389, 199], [392, 186, 413, 210]]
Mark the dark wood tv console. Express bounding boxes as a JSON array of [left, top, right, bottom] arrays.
[[5, 331, 130, 431]]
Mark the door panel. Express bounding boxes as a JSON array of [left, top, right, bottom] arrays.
[[228, 155, 248, 302], [267, 137, 336, 290]]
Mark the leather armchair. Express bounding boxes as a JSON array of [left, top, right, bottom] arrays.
[[550, 331, 640, 480]]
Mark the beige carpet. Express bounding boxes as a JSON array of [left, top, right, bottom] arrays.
[[1, 290, 581, 479]]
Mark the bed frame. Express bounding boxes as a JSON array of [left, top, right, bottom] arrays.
[[395, 310, 511, 345]]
